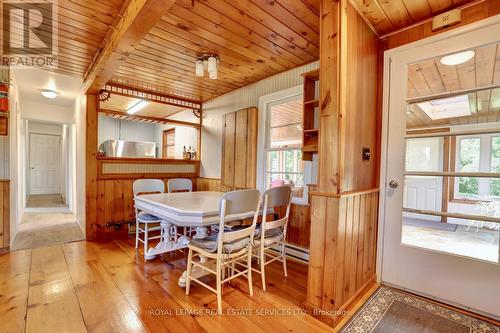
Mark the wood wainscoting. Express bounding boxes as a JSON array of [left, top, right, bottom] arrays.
[[95, 177, 195, 235], [90, 157, 199, 239], [196, 177, 228, 192], [0, 180, 10, 251], [306, 189, 379, 326]]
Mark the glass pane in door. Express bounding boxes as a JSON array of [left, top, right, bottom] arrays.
[[402, 45, 500, 263]]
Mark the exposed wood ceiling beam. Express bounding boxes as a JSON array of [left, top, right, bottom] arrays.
[[82, 0, 176, 94]]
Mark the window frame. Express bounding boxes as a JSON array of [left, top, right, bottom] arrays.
[[452, 134, 500, 202], [258, 85, 314, 205], [162, 128, 176, 159]]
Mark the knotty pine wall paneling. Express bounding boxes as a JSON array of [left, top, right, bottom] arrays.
[[221, 107, 258, 190], [307, 0, 381, 327], [86, 94, 99, 240], [381, 0, 497, 50], [0, 180, 10, 251]]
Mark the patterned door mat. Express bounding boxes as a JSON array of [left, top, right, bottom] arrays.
[[341, 287, 499, 333]]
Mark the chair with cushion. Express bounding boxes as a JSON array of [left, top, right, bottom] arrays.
[[133, 179, 165, 259], [252, 185, 292, 291], [167, 178, 193, 193], [185, 189, 261, 313]]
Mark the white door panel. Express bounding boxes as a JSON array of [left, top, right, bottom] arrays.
[[29, 133, 61, 195], [381, 19, 500, 319]]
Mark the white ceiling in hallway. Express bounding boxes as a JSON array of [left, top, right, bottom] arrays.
[[12, 68, 82, 108]]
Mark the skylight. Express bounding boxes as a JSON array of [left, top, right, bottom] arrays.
[[417, 95, 471, 120]]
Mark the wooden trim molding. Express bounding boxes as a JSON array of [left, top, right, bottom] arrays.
[[100, 109, 201, 128], [97, 158, 200, 180], [102, 82, 202, 110], [310, 188, 380, 198]]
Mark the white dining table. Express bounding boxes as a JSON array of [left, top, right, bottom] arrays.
[[134, 191, 262, 287]]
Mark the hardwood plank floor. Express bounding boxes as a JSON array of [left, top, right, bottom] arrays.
[[0, 237, 335, 333]]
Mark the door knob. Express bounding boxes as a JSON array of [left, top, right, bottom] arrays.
[[389, 180, 399, 188]]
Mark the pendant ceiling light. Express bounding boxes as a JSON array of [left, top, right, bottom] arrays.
[[195, 59, 204, 77], [195, 54, 219, 79]]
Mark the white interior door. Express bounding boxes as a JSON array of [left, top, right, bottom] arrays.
[[404, 137, 443, 222], [380, 19, 500, 319], [29, 133, 61, 195]]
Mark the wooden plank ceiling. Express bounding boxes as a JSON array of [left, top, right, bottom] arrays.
[[108, 0, 320, 101], [20, 0, 488, 104], [38, 0, 126, 78], [350, 0, 476, 36], [407, 43, 500, 129]]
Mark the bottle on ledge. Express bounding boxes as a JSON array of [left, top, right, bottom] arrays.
[[186, 146, 192, 160], [182, 146, 187, 160]]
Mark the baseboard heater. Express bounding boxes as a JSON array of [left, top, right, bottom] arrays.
[[270, 243, 309, 263]]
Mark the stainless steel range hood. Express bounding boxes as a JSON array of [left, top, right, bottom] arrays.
[[99, 140, 156, 158]]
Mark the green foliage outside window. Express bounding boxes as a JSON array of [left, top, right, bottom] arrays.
[[490, 137, 500, 196], [458, 138, 480, 195]]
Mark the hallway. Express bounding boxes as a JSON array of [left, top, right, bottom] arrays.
[[26, 194, 67, 208], [11, 213, 84, 251]]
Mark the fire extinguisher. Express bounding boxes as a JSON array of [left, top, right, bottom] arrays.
[[0, 84, 8, 113]]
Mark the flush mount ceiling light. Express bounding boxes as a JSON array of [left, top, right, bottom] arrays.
[[127, 100, 148, 114], [440, 50, 475, 66], [417, 94, 471, 120], [40, 89, 59, 99], [194, 54, 219, 79]]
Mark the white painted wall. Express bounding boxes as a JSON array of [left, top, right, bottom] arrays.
[[74, 95, 86, 235], [28, 121, 62, 135], [21, 100, 75, 124], [199, 61, 319, 178], [0, 137, 8, 179], [8, 70, 23, 245], [98, 114, 157, 147], [154, 124, 198, 159]]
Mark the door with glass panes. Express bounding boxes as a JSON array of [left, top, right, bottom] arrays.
[[381, 20, 500, 319]]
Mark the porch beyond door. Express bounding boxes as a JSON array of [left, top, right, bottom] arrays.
[[29, 133, 61, 195]]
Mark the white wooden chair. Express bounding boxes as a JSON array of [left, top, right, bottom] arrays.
[[252, 186, 292, 291], [185, 189, 261, 313], [167, 178, 194, 237], [133, 179, 165, 258], [167, 178, 193, 193]]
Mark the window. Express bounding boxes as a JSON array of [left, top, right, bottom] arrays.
[[262, 92, 312, 204], [490, 137, 500, 196], [457, 137, 480, 196], [453, 134, 500, 200], [163, 128, 175, 158]]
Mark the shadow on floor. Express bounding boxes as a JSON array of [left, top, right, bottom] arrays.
[[11, 212, 84, 251], [27, 194, 68, 208]]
